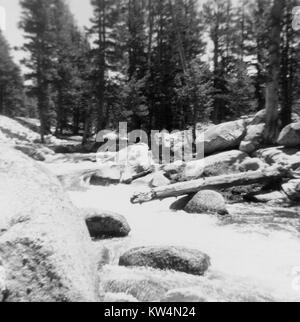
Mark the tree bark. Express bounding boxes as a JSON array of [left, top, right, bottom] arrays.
[[131, 167, 290, 204], [97, 0, 106, 132], [169, 0, 187, 74], [264, 0, 284, 144], [280, 2, 293, 127]]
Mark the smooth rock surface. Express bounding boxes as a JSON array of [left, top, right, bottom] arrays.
[[184, 190, 228, 215], [197, 120, 246, 155], [277, 122, 300, 147], [180, 150, 248, 181], [84, 210, 131, 239], [119, 246, 211, 276], [0, 145, 99, 302]]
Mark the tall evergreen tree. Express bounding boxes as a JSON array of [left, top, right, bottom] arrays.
[[19, 0, 57, 141], [280, 0, 299, 127], [264, 0, 284, 144], [90, 0, 127, 131], [0, 31, 24, 117]]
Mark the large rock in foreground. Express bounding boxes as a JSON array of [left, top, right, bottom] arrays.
[[277, 122, 300, 147], [119, 246, 211, 276], [0, 145, 99, 302], [84, 210, 131, 239], [184, 190, 228, 215], [197, 120, 246, 155]]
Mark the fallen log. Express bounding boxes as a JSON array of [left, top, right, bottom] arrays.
[[131, 166, 291, 204]]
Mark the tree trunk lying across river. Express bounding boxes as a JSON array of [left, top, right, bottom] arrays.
[[131, 166, 292, 204]]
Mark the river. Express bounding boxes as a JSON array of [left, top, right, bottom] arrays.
[[69, 183, 300, 302]]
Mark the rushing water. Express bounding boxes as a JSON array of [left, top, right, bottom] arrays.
[[69, 183, 300, 302]]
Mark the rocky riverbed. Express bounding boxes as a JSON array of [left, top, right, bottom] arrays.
[[67, 183, 300, 302], [1, 114, 300, 302]]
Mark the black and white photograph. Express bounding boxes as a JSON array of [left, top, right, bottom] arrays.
[[0, 0, 300, 305]]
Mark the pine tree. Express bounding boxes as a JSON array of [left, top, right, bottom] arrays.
[[19, 0, 57, 141], [0, 31, 25, 117], [147, 0, 205, 130], [203, 0, 232, 123], [280, 0, 299, 127], [248, 0, 271, 111], [90, 0, 127, 131], [264, 0, 284, 144]]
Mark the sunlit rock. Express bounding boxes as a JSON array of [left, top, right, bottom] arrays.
[[184, 190, 228, 215], [180, 150, 248, 181], [0, 146, 99, 302], [277, 122, 300, 147], [196, 120, 247, 155]]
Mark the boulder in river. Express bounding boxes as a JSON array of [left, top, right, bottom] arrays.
[[0, 145, 99, 302], [282, 180, 300, 202], [84, 210, 131, 239], [184, 190, 228, 215], [180, 150, 248, 181], [197, 120, 246, 155], [119, 246, 211, 276], [277, 122, 300, 147]]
